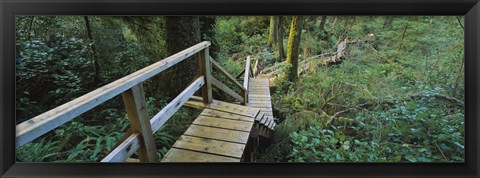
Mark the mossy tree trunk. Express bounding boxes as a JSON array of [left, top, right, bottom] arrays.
[[268, 16, 279, 47], [286, 16, 304, 82], [277, 16, 285, 62], [158, 16, 201, 98]]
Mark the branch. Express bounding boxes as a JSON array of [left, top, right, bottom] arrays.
[[456, 16, 464, 29], [410, 92, 464, 107]]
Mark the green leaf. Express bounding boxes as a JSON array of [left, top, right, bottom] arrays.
[[405, 155, 417, 162], [418, 148, 428, 152]]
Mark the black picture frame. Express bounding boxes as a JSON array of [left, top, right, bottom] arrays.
[[1, 0, 479, 177]]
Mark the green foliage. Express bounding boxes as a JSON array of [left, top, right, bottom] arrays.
[[268, 16, 464, 163], [289, 125, 389, 162], [213, 18, 241, 56], [16, 34, 94, 121], [16, 139, 60, 162], [221, 57, 243, 76]]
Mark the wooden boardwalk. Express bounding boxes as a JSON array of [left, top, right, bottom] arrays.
[[16, 40, 277, 163], [247, 78, 275, 137], [161, 96, 260, 162]]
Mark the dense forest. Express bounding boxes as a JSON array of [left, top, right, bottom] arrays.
[[16, 16, 464, 162]]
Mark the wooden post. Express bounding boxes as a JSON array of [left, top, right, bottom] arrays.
[[122, 84, 157, 162], [240, 90, 246, 105], [243, 56, 251, 104], [199, 48, 213, 103]]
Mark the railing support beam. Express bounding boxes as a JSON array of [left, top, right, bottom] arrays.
[[199, 48, 213, 103], [122, 84, 158, 162]]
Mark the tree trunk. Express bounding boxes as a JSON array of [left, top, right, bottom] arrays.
[[277, 16, 285, 62], [160, 16, 201, 98], [319, 16, 327, 32], [286, 16, 304, 82], [200, 16, 217, 58], [268, 16, 279, 47], [84, 16, 101, 82], [27, 16, 35, 40], [382, 16, 393, 29]]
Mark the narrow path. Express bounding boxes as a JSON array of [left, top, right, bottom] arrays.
[[247, 78, 275, 137]]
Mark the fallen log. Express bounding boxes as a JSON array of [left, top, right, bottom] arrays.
[[321, 38, 348, 66]]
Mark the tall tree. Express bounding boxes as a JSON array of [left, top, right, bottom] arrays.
[[277, 16, 285, 62], [268, 16, 279, 47], [84, 16, 101, 82], [160, 16, 201, 98], [200, 16, 217, 58], [286, 16, 304, 82]]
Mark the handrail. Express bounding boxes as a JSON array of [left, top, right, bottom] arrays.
[[243, 56, 251, 104], [16, 41, 211, 148]]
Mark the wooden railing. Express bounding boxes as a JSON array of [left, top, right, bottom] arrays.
[[15, 41, 251, 162]]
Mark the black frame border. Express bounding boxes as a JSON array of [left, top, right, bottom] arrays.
[[1, 0, 479, 177]]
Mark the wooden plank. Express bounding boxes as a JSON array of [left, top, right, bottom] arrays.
[[199, 48, 213, 103], [248, 94, 271, 98], [254, 112, 264, 122], [249, 86, 270, 89], [200, 109, 254, 122], [257, 108, 273, 112], [248, 100, 272, 104], [193, 116, 253, 132], [161, 148, 240, 162], [185, 96, 259, 118], [126, 158, 140, 162], [122, 84, 157, 162], [263, 113, 274, 117], [265, 118, 271, 128], [268, 119, 275, 130], [249, 91, 270, 94], [249, 80, 269, 84], [247, 103, 272, 108], [250, 100, 272, 104], [184, 125, 250, 144], [260, 116, 267, 125], [172, 135, 245, 158], [210, 58, 246, 92], [210, 76, 244, 102], [251, 108, 273, 112], [16, 41, 211, 148], [262, 111, 273, 114], [249, 90, 270, 93], [101, 133, 141, 162], [249, 83, 269, 86], [250, 89, 269, 92], [248, 98, 272, 101], [249, 85, 269, 88], [150, 77, 204, 133]]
